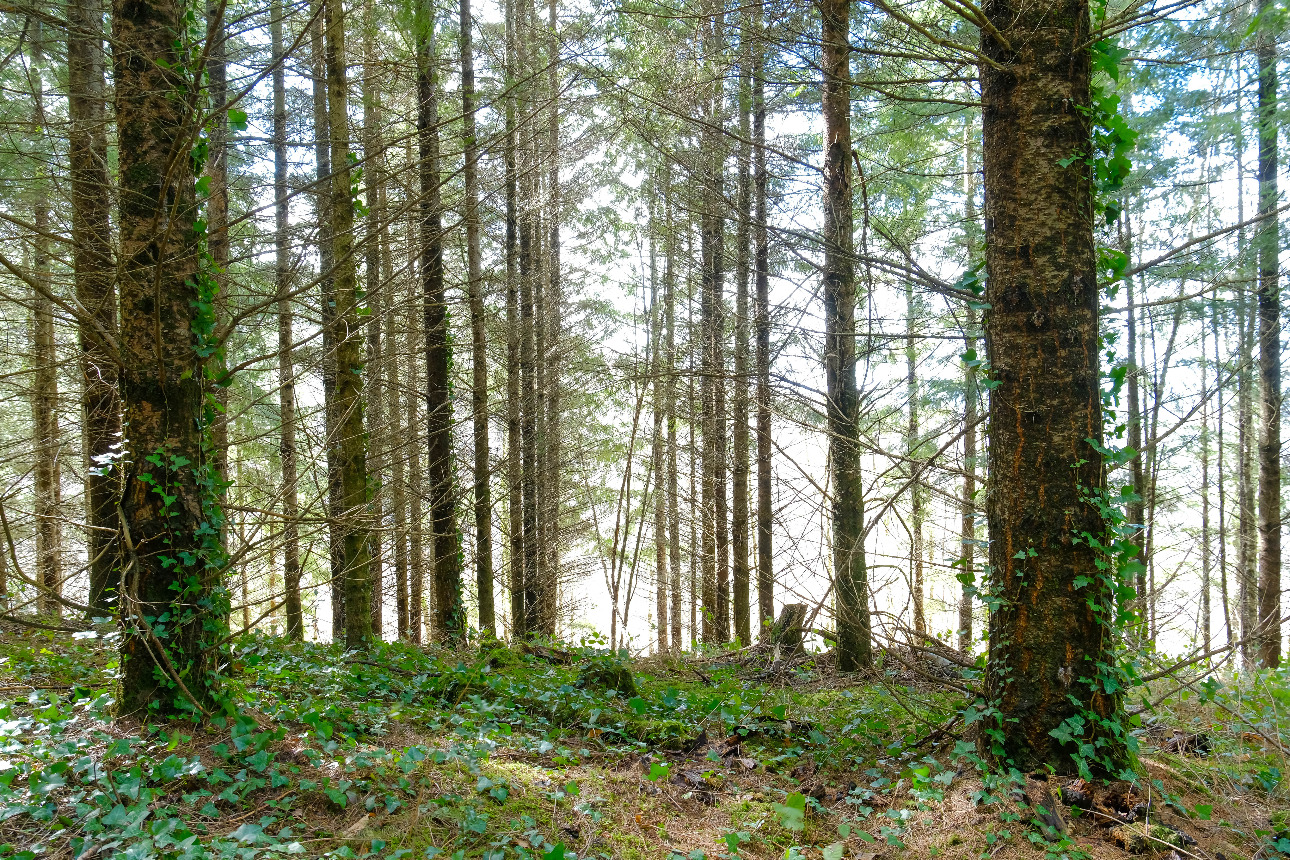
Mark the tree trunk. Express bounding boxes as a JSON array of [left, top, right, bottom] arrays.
[[362, 1, 386, 638], [651, 203, 668, 652], [753, 0, 773, 637], [459, 0, 495, 638], [505, 0, 524, 639], [1255, 0, 1281, 668], [666, 174, 683, 651], [206, 0, 230, 540], [907, 282, 925, 636], [1214, 300, 1233, 646], [309, 2, 345, 637], [957, 120, 978, 653], [273, 0, 302, 640], [732, 29, 753, 646], [407, 259, 427, 643], [1124, 226, 1147, 638], [113, 0, 224, 715], [540, 0, 563, 636], [418, 4, 464, 642], [1202, 323, 1212, 650], [979, 0, 1128, 772], [822, 0, 869, 673], [28, 20, 61, 618], [518, 1, 540, 638], [68, 0, 120, 617], [325, 0, 374, 649]]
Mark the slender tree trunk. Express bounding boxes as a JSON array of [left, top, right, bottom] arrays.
[[957, 120, 978, 652], [518, 1, 541, 637], [1124, 223, 1147, 637], [907, 282, 925, 636], [68, 0, 119, 617], [273, 0, 302, 640], [732, 31, 752, 645], [114, 0, 223, 715], [28, 21, 61, 617], [504, 0, 524, 639], [362, 3, 386, 638], [1255, 0, 1281, 668], [1215, 300, 1233, 646], [325, 0, 374, 649], [407, 258, 427, 643], [458, 0, 494, 638], [1202, 323, 1212, 650], [666, 178, 682, 651], [651, 206, 668, 652], [979, 0, 1127, 771], [310, 2, 345, 637], [822, 0, 869, 672], [752, 0, 773, 637], [418, 4, 464, 641], [541, 0, 563, 636]]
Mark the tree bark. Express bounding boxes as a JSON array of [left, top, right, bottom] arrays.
[[28, 20, 61, 618], [666, 174, 683, 651], [732, 30, 753, 646], [505, 0, 525, 640], [418, 2, 464, 641], [68, 0, 119, 617], [822, 0, 869, 673], [1255, 0, 1281, 668], [272, 0, 302, 640], [540, 0, 563, 636], [753, 0, 773, 637], [362, 0, 386, 638], [907, 282, 925, 636], [113, 0, 223, 715], [325, 0, 374, 649], [205, 0, 229, 539], [460, 0, 495, 638], [979, 0, 1128, 772]]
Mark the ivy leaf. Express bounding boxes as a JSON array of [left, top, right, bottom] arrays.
[[227, 108, 248, 132]]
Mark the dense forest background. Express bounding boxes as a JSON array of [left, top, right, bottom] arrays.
[[0, 0, 1275, 659]]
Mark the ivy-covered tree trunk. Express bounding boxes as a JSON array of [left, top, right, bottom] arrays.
[[113, 0, 225, 716], [822, 0, 869, 673], [324, 0, 373, 649], [979, 0, 1128, 772], [1254, 0, 1281, 669], [272, 0, 302, 640], [69, 0, 120, 617]]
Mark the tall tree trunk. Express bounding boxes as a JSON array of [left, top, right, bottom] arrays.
[[68, 0, 119, 617], [1123, 223, 1147, 638], [822, 0, 869, 672], [517, 0, 540, 638], [540, 0, 563, 636], [460, 0, 495, 638], [1202, 323, 1212, 650], [979, 0, 1127, 771], [752, 0, 773, 637], [362, 1, 386, 638], [503, 0, 524, 640], [325, 0, 374, 649], [309, 2, 345, 637], [28, 20, 61, 617], [1214, 300, 1233, 646], [206, 0, 230, 536], [418, 3, 464, 641], [651, 205, 668, 652], [114, 0, 223, 715], [732, 30, 752, 646], [666, 176, 683, 651], [1255, 0, 1281, 668], [957, 119, 978, 652], [407, 256, 427, 643], [273, 0, 302, 640]]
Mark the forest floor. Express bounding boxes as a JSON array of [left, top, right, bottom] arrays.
[[0, 625, 1287, 860]]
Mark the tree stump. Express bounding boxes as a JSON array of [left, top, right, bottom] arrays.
[[770, 603, 807, 654]]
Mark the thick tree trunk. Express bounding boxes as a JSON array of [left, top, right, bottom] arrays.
[[113, 0, 224, 715], [28, 21, 61, 618], [273, 0, 302, 640], [68, 0, 120, 617], [753, 2, 773, 637], [418, 5, 464, 641], [822, 0, 869, 673], [1255, 0, 1281, 668], [979, 0, 1128, 772], [205, 1, 230, 536], [325, 0, 374, 649]]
